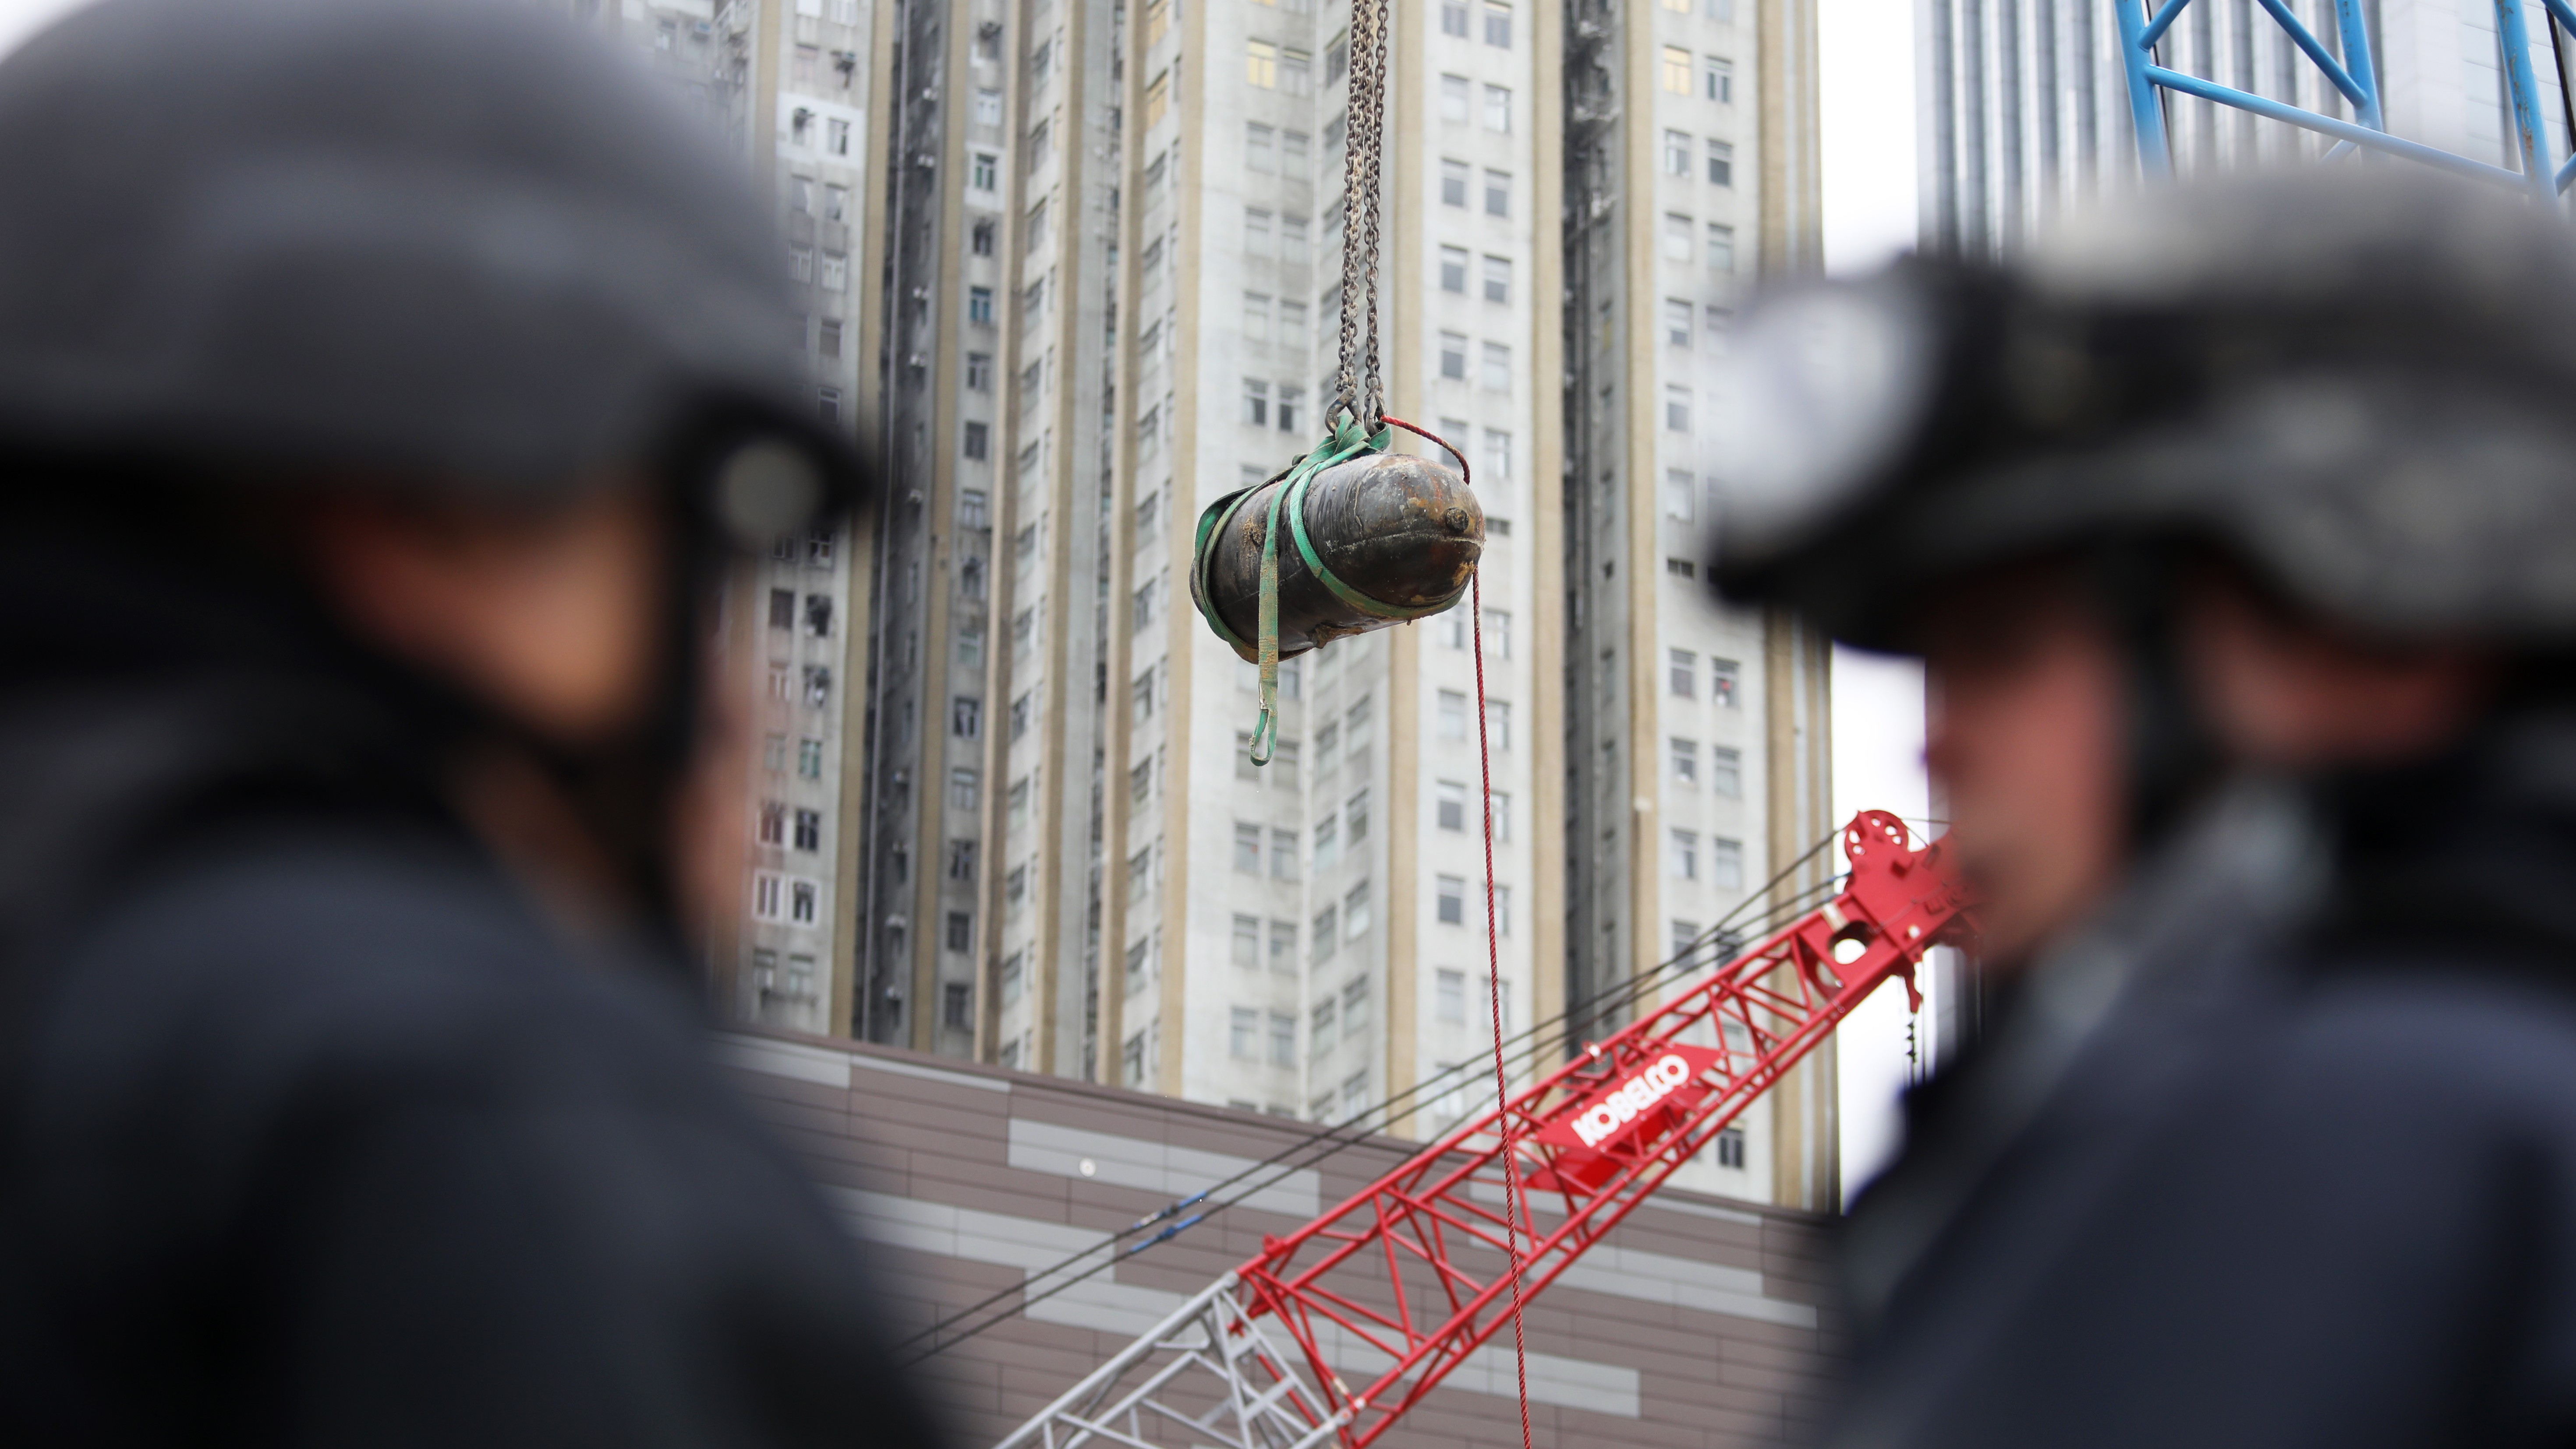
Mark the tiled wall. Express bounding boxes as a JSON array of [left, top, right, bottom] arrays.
[[718, 1028, 1850, 1449]]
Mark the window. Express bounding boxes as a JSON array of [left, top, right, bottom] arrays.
[[1272, 828, 1300, 879], [817, 317, 843, 357], [1670, 735, 1705, 786], [1030, 36, 1053, 82], [1666, 384, 1692, 432], [1270, 920, 1297, 970], [1483, 430, 1512, 481], [1706, 304, 1735, 346], [1311, 994, 1337, 1049], [1440, 73, 1471, 123], [1712, 837, 1746, 889], [1243, 378, 1270, 427], [1707, 139, 1736, 187], [1245, 122, 1277, 173], [1144, 69, 1170, 125], [1665, 298, 1694, 347], [1281, 301, 1308, 350], [1712, 746, 1743, 796], [827, 117, 850, 156], [961, 420, 990, 461], [1279, 47, 1313, 94], [825, 184, 847, 221], [950, 767, 980, 810], [1313, 813, 1340, 871], [948, 839, 980, 881], [1483, 84, 1511, 131], [973, 87, 1002, 124], [1716, 1126, 1748, 1168], [1316, 723, 1340, 774], [1124, 1032, 1147, 1086], [1436, 874, 1467, 925], [1143, 152, 1169, 199], [1488, 791, 1511, 841], [1345, 787, 1370, 845], [1441, 158, 1471, 206], [1146, 0, 1170, 44], [802, 665, 832, 705], [1123, 852, 1147, 903], [1344, 880, 1372, 938], [767, 587, 795, 630], [1231, 1008, 1260, 1059], [1483, 0, 1512, 46], [943, 979, 973, 1029], [972, 151, 998, 191], [959, 626, 985, 670], [1707, 222, 1737, 271], [1712, 657, 1742, 706], [790, 879, 817, 922], [1437, 690, 1468, 741], [1245, 207, 1274, 259], [1706, 56, 1736, 103], [757, 800, 786, 845], [1670, 649, 1698, 697], [1312, 908, 1338, 964], [968, 286, 994, 324], [1442, 0, 1470, 35], [795, 807, 823, 851], [945, 910, 973, 954], [974, 22, 1001, 62], [1341, 1072, 1369, 1118], [1439, 331, 1468, 380], [1483, 168, 1511, 216], [1281, 215, 1309, 263], [1672, 829, 1701, 880], [1244, 293, 1272, 342], [1234, 822, 1262, 873], [1128, 756, 1150, 803], [1480, 342, 1510, 391], [1439, 245, 1468, 293], [1661, 44, 1692, 92], [1345, 695, 1374, 754], [753, 871, 784, 919], [1665, 128, 1692, 175], [1663, 212, 1695, 262], [1132, 671, 1155, 722], [1493, 884, 1513, 936], [1000, 952, 1023, 1006], [1277, 384, 1304, 431], [1485, 699, 1511, 749], [1269, 1011, 1296, 1065], [1666, 468, 1697, 519], [971, 219, 996, 256], [817, 386, 842, 423], [1232, 914, 1262, 967], [789, 245, 814, 284], [1437, 969, 1466, 1024], [1327, 31, 1348, 83], [1482, 255, 1511, 303], [762, 733, 788, 773], [1248, 38, 1279, 87], [1006, 774, 1033, 831], [1282, 130, 1310, 172], [798, 738, 824, 778]]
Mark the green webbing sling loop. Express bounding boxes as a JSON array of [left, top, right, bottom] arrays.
[[1190, 409, 1469, 767]]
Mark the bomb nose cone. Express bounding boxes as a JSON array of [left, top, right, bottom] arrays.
[[1198, 451, 1484, 659]]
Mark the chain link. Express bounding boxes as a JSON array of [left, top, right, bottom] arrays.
[[1332, 0, 1392, 431]]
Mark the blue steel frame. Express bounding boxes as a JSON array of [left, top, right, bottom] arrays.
[[2117, 0, 2576, 198]]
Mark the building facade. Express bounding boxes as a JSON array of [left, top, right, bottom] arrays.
[[838, 0, 1839, 1214], [1916, 0, 2576, 254], [571, 0, 890, 1036], [1560, 0, 1838, 1209]]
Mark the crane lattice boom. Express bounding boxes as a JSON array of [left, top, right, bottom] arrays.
[[994, 810, 1975, 1449]]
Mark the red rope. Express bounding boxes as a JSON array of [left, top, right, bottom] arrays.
[[1381, 415, 1535, 1449]]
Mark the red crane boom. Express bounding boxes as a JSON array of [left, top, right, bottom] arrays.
[[994, 810, 1975, 1449]]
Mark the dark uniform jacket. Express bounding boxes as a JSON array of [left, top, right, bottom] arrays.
[[0, 551, 946, 1449], [1826, 714, 2576, 1448]]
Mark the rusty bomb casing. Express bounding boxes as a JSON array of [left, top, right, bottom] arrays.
[[1197, 451, 1484, 660]]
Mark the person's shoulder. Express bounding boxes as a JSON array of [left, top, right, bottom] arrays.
[[2267, 958, 2576, 1123], [35, 814, 701, 1117]]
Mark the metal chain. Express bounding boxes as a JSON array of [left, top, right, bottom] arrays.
[[1332, 0, 1392, 429]]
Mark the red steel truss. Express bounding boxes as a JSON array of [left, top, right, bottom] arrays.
[[1235, 809, 1973, 1448]]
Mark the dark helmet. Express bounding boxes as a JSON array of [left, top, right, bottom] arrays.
[[0, 0, 848, 534], [1709, 167, 2576, 650]]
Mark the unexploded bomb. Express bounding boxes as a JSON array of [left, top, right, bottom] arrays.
[[1191, 450, 1485, 660]]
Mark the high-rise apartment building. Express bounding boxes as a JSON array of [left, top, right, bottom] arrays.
[[1559, 0, 1836, 1208], [571, 0, 888, 1036], [848, 0, 1837, 1212], [1917, 0, 2570, 253]]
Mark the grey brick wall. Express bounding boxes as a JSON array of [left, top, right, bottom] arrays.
[[717, 1029, 1850, 1449]]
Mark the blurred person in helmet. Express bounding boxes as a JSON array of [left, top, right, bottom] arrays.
[[1714, 169, 2576, 1447], [0, 2, 945, 1445]]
